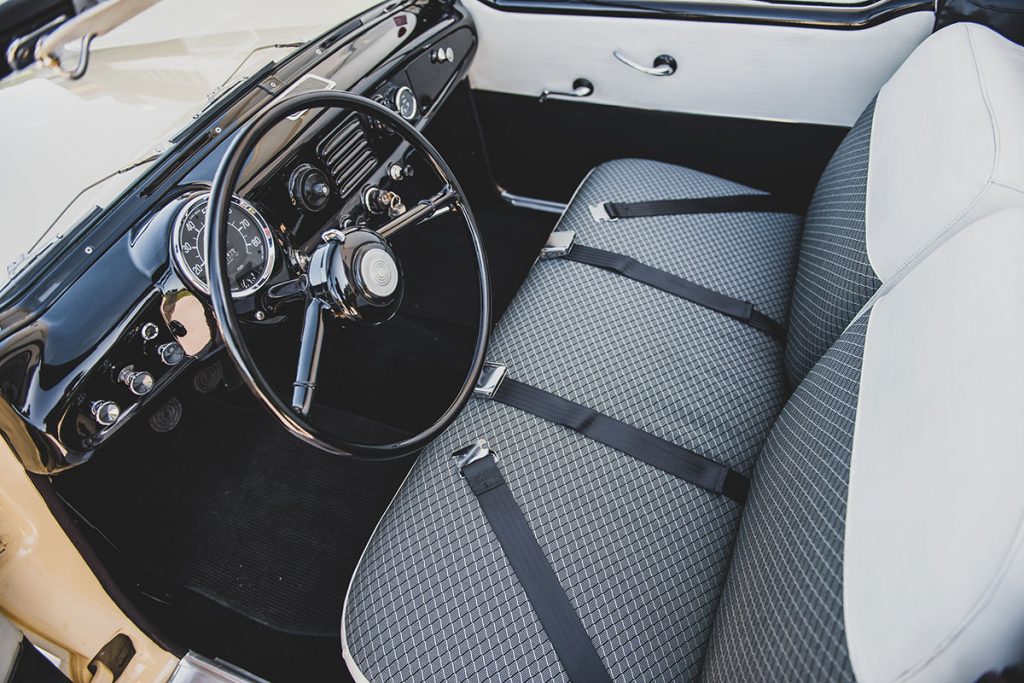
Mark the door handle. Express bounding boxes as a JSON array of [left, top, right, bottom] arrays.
[[613, 51, 677, 77], [539, 78, 594, 103]]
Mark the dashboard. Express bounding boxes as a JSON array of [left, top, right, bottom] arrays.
[[0, 0, 477, 473]]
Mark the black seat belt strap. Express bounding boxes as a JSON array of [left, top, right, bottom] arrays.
[[454, 440, 614, 683], [590, 194, 799, 221], [542, 233, 786, 343], [475, 364, 750, 504]]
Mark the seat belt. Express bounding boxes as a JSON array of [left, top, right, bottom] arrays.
[[589, 193, 799, 222], [476, 363, 750, 504], [541, 232, 786, 343], [454, 439, 614, 683]]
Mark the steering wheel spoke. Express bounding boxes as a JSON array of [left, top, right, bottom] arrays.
[[291, 297, 326, 416], [377, 185, 460, 240]]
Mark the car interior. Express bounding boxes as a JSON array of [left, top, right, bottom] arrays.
[[2, 0, 1024, 680]]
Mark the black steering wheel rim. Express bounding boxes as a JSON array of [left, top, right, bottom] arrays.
[[206, 90, 492, 460]]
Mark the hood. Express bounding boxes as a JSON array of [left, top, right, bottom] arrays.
[[0, 0, 377, 287]]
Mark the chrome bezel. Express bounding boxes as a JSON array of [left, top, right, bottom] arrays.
[[171, 192, 277, 299], [395, 85, 418, 121]]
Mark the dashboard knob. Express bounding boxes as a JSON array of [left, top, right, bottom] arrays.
[[118, 365, 155, 396], [90, 400, 121, 427], [431, 46, 454, 63], [388, 163, 416, 181], [157, 342, 185, 367], [288, 164, 332, 213], [140, 322, 160, 341]]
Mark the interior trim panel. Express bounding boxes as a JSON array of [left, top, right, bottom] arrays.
[[465, 0, 934, 126]]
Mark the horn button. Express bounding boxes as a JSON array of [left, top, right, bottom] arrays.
[[307, 228, 403, 324]]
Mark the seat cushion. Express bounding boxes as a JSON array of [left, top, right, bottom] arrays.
[[343, 398, 746, 682], [343, 162, 804, 681]]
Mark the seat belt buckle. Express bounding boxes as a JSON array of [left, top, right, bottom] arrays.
[[474, 362, 507, 398], [589, 202, 615, 222], [453, 438, 494, 477], [539, 231, 576, 260]]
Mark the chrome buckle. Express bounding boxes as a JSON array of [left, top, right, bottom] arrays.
[[539, 231, 576, 260], [589, 202, 615, 222], [453, 438, 494, 477], [474, 362, 507, 398]]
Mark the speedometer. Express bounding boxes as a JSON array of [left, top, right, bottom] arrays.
[[171, 193, 276, 298]]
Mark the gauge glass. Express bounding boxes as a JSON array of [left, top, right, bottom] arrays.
[[395, 86, 418, 121], [172, 194, 276, 298]]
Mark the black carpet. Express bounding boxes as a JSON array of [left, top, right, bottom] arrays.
[[58, 387, 415, 631], [56, 386, 413, 681]]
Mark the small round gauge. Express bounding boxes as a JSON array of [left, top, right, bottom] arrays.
[[171, 193, 276, 298], [394, 86, 418, 121]]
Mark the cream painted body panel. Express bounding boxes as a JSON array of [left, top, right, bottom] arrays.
[[464, 0, 932, 126], [0, 0, 378, 288], [0, 440, 179, 682]]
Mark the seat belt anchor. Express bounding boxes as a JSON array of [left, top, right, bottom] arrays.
[[589, 202, 615, 222], [453, 438, 495, 477], [474, 362, 508, 398], [539, 231, 576, 260]]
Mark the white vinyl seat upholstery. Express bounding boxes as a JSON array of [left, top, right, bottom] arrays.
[[342, 23, 1024, 682]]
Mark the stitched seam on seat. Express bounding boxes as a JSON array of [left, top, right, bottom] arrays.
[[990, 179, 1024, 195], [886, 24, 999, 283]]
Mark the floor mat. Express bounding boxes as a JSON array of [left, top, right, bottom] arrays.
[[57, 389, 416, 637]]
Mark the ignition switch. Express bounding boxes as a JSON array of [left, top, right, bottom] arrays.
[[363, 187, 406, 217]]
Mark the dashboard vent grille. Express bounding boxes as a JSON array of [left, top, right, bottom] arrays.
[[316, 115, 376, 198]]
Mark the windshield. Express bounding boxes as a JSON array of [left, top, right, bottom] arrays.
[[0, 0, 375, 293]]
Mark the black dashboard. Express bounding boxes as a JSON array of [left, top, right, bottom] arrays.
[[0, 0, 477, 473]]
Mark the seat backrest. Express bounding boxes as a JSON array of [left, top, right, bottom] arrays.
[[703, 207, 1024, 682], [784, 21, 1024, 386]]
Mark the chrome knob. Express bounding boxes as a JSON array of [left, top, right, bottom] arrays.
[[90, 400, 121, 427], [157, 342, 185, 366], [140, 322, 160, 341], [431, 46, 454, 63], [118, 365, 154, 396]]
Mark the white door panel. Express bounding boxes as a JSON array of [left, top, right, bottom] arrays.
[[465, 0, 933, 126]]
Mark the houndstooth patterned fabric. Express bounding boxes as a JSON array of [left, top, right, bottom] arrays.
[[556, 159, 803, 324], [785, 102, 879, 385], [344, 194, 801, 679], [701, 314, 870, 682]]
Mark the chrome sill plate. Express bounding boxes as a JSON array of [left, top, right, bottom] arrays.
[[169, 653, 269, 683]]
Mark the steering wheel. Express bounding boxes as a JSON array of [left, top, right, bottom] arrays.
[[205, 90, 491, 459]]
